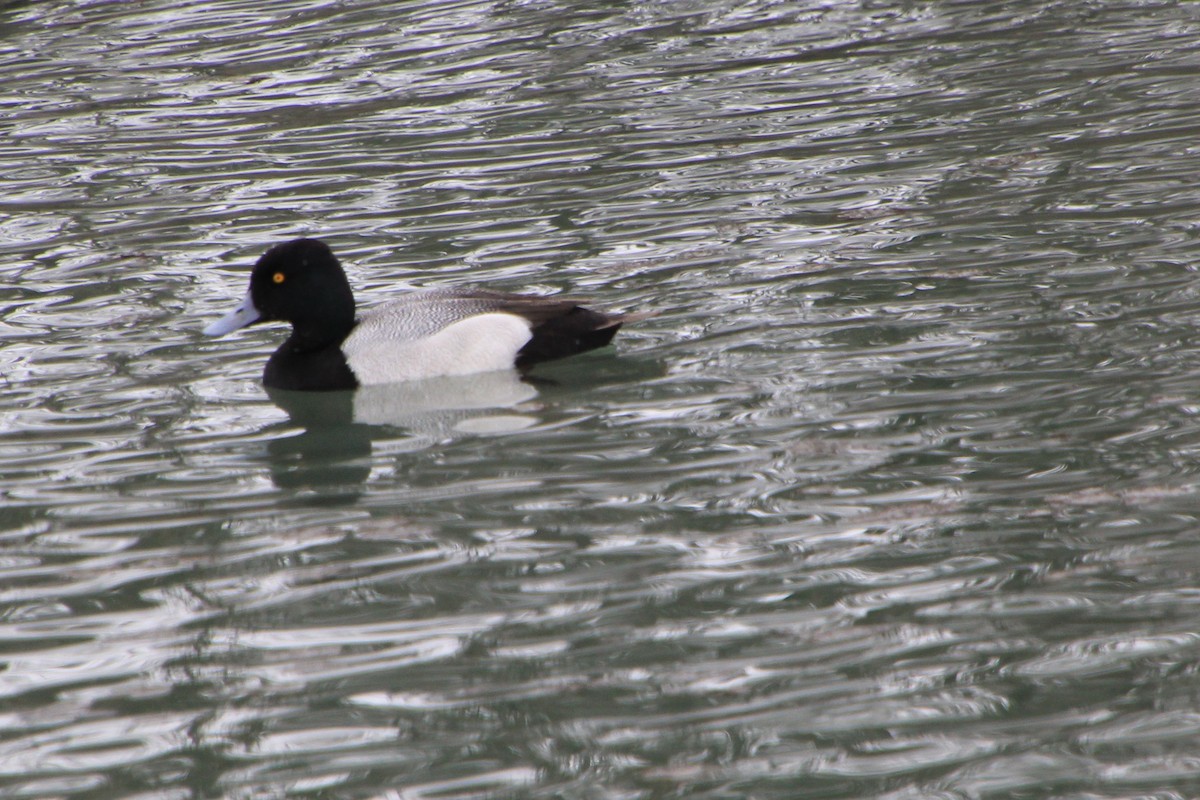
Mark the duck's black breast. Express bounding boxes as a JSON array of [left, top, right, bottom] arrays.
[[264, 340, 360, 391]]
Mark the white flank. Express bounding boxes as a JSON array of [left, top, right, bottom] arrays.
[[343, 312, 533, 385]]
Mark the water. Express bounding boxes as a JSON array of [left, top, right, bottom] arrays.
[[4, 0, 1200, 797]]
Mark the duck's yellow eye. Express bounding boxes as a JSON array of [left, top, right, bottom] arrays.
[[272, 271, 286, 284]]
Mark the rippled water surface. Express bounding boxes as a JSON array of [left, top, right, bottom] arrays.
[[6, 0, 1200, 797]]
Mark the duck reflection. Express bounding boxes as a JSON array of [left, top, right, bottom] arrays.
[[262, 370, 541, 493]]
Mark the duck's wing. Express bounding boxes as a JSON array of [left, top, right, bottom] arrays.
[[353, 288, 585, 342]]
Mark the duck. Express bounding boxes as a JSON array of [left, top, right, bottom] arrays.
[[203, 237, 648, 391]]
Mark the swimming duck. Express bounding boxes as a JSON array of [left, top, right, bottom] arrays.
[[203, 238, 647, 391]]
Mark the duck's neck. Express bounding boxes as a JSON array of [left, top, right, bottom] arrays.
[[285, 315, 357, 353]]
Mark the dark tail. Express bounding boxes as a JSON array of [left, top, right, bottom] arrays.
[[516, 307, 649, 368]]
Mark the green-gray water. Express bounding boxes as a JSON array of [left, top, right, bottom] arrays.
[[4, 1, 1200, 797]]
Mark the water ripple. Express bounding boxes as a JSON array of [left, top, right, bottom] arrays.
[[4, 0, 1200, 797]]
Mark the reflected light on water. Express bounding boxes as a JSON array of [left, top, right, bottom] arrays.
[[4, 0, 1200, 798]]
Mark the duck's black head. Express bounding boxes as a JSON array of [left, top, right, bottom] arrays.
[[248, 238, 356, 345], [203, 238, 361, 390]]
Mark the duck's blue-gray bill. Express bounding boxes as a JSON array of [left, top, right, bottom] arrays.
[[204, 292, 261, 336]]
